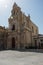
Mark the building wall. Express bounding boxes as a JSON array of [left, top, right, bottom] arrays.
[[0, 27, 7, 49], [7, 3, 39, 49], [0, 3, 39, 49]]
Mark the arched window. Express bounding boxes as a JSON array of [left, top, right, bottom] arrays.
[[12, 25, 15, 30]]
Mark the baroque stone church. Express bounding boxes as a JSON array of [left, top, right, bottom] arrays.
[[0, 3, 39, 50]]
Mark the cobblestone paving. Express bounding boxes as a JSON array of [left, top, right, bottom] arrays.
[[0, 50, 43, 65]]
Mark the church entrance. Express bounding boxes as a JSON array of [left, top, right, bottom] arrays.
[[12, 38, 15, 48]]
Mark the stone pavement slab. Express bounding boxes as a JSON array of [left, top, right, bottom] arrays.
[[0, 50, 43, 65]]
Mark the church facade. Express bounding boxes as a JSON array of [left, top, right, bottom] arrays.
[[0, 3, 39, 50]]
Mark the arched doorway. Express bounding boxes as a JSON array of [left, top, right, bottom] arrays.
[[35, 40, 37, 49], [12, 38, 15, 48]]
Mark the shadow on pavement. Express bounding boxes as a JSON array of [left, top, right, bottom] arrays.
[[11, 49, 43, 53], [0, 48, 43, 53]]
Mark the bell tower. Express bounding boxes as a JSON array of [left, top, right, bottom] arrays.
[[8, 3, 21, 31]]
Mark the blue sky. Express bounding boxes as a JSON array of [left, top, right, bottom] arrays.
[[0, 0, 43, 34]]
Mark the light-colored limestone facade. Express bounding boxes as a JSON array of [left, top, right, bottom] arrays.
[[0, 3, 39, 50], [8, 3, 38, 49]]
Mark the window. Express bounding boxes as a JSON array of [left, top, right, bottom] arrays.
[[32, 26, 34, 32], [12, 10, 15, 16], [41, 40, 43, 42], [12, 25, 15, 30], [36, 29, 37, 34]]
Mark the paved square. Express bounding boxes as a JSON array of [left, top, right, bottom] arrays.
[[0, 50, 43, 65]]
